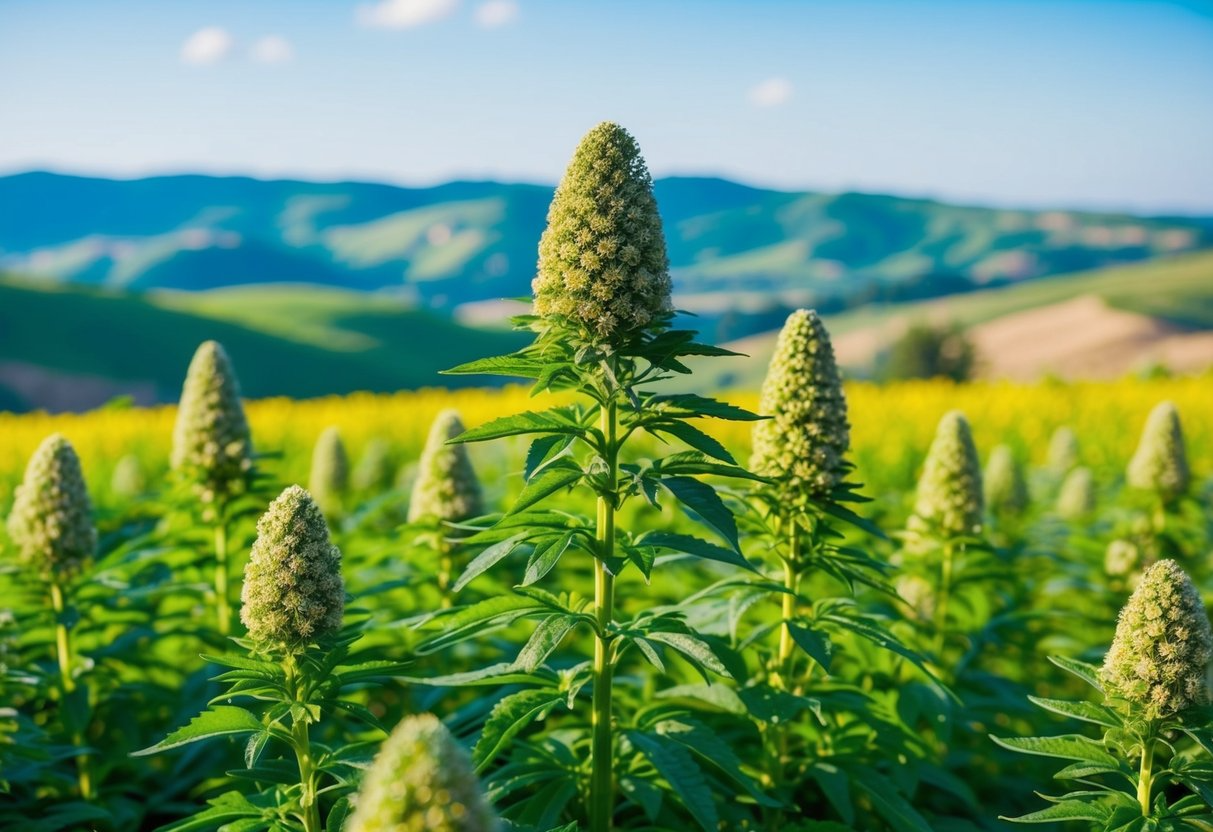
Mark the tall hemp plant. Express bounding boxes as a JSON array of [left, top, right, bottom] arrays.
[[745, 310, 941, 827], [904, 410, 985, 659], [441, 122, 761, 832], [171, 340, 255, 636], [1125, 402, 1199, 562], [135, 486, 409, 832], [408, 409, 484, 604], [994, 559, 1213, 828], [6, 434, 98, 799]]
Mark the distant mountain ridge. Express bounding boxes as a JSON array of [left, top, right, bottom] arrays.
[[3, 171, 1211, 320]]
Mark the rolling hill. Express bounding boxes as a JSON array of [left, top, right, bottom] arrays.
[[3, 172, 1211, 332], [701, 251, 1213, 389], [0, 278, 527, 412]]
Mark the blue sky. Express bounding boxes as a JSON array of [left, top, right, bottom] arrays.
[[2, 0, 1211, 213]]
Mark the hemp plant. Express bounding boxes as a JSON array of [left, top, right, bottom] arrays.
[[135, 486, 409, 832], [1125, 402, 1194, 554], [440, 122, 760, 832], [740, 309, 941, 827], [984, 445, 1029, 523], [994, 560, 1213, 828], [171, 340, 255, 636], [6, 434, 97, 799], [408, 410, 484, 604], [309, 426, 350, 523], [904, 410, 985, 657]]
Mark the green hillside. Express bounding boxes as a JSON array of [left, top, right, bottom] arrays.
[[3, 172, 1209, 328], [693, 250, 1213, 389], [0, 278, 527, 412]]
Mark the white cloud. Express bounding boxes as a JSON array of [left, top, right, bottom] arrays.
[[749, 77, 793, 108], [181, 26, 234, 66], [251, 35, 294, 64], [357, 0, 459, 29], [474, 0, 518, 28]]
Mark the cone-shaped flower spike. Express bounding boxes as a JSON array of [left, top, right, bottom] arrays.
[[1101, 559, 1212, 719], [984, 444, 1028, 518], [171, 341, 253, 516], [409, 410, 483, 524], [1046, 426, 1079, 475], [532, 122, 672, 343], [240, 485, 344, 654], [750, 309, 850, 502], [346, 713, 499, 832], [912, 411, 983, 538], [1056, 466, 1096, 520], [1126, 401, 1189, 503], [7, 434, 96, 578], [353, 437, 395, 494], [110, 454, 146, 500], [1104, 539, 1139, 578], [308, 427, 350, 520]]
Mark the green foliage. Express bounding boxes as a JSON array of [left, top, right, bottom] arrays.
[[0, 278, 529, 409], [879, 321, 975, 382], [995, 563, 1213, 828]]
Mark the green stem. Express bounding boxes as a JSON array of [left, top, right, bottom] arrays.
[[50, 580, 92, 800], [50, 581, 74, 694], [590, 398, 618, 832], [934, 539, 955, 657], [286, 657, 322, 832], [1138, 733, 1155, 816], [774, 522, 801, 689], [214, 520, 230, 637]]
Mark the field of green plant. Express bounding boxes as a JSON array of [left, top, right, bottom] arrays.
[[2, 123, 1212, 832]]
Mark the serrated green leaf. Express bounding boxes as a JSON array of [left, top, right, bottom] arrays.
[[990, 735, 1119, 766], [523, 532, 575, 586], [524, 435, 574, 480], [453, 532, 528, 592], [788, 622, 833, 673], [660, 476, 740, 551], [649, 421, 736, 464], [1000, 799, 1112, 823], [511, 463, 584, 515], [647, 632, 732, 680], [451, 411, 586, 444], [628, 731, 719, 832], [132, 706, 262, 756], [516, 614, 578, 672], [649, 394, 761, 422], [417, 595, 548, 654], [442, 354, 544, 378], [642, 531, 757, 574], [1048, 656, 1104, 691], [473, 689, 564, 772], [1027, 696, 1121, 728]]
